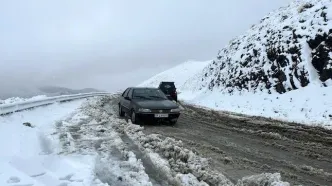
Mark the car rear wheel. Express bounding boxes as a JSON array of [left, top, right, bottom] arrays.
[[119, 104, 125, 117]]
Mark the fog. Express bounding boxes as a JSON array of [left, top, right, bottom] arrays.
[[0, 0, 291, 94]]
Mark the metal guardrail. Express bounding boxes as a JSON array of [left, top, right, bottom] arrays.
[[0, 92, 111, 115]]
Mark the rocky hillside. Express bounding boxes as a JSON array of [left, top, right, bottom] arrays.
[[191, 0, 332, 94]]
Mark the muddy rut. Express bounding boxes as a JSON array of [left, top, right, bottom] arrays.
[[141, 102, 332, 186]]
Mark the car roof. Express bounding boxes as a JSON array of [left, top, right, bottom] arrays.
[[160, 81, 174, 83]]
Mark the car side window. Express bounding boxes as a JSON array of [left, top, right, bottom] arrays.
[[128, 89, 133, 98], [122, 88, 129, 97], [125, 89, 132, 97]]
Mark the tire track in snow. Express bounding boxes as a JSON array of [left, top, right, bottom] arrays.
[[120, 134, 169, 186]]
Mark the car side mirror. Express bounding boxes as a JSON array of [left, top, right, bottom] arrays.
[[124, 96, 131, 100]]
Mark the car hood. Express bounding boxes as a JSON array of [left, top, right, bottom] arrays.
[[134, 99, 178, 109]]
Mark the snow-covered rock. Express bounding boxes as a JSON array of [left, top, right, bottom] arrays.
[[193, 0, 332, 94]]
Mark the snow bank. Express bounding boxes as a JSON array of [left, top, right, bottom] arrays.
[[122, 123, 231, 185]]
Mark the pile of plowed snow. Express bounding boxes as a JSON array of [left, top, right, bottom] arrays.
[[140, 0, 332, 129]]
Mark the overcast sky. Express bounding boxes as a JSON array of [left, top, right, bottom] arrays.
[[0, 0, 291, 93]]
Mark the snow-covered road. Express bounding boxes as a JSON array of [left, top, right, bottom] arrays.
[[0, 95, 291, 186]]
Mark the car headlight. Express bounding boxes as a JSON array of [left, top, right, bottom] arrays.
[[138, 108, 151, 112], [170, 108, 181, 112]]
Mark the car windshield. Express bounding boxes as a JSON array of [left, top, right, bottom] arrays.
[[133, 89, 167, 100]]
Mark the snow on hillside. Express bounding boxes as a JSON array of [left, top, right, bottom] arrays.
[[140, 0, 332, 128], [138, 60, 211, 89], [193, 0, 332, 94]]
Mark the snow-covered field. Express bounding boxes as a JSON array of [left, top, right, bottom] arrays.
[[140, 60, 332, 129], [0, 96, 290, 186]]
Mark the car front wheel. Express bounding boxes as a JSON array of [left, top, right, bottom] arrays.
[[131, 110, 138, 124]]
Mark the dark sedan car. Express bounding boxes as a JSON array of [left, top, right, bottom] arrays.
[[118, 87, 181, 125]]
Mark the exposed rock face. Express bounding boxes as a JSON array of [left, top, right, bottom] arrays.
[[310, 31, 332, 83], [194, 0, 332, 94]]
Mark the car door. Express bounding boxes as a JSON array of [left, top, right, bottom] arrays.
[[120, 88, 130, 112], [122, 88, 132, 113]]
